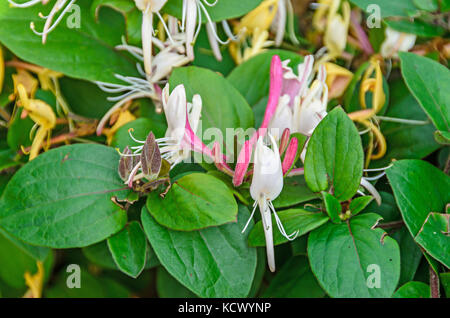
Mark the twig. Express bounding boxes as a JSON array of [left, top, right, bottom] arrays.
[[375, 220, 404, 230], [429, 266, 440, 298]]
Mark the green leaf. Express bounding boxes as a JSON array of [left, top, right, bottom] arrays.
[[0, 0, 139, 83], [0, 228, 52, 288], [322, 192, 342, 223], [163, 0, 263, 21], [349, 196, 373, 216], [393, 281, 430, 298], [273, 175, 318, 209], [227, 50, 304, 108], [91, 0, 141, 45], [441, 272, 450, 297], [146, 172, 238, 231], [385, 19, 445, 37], [83, 239, 159, 270], [248, 209, 329, 247], [370, 79, 439, 169], [111, 118, 166, 151], [59, 77, 115, 119], [262, 256, 325, 298], [169, 66, 254, 152], [192, 27, 236, 76], [386, 159, 450, 236], [413, 0, 438, 11], [400, 52, 450, 132], [415, 212, 450, 268], [156, 267, 197, 298], [45, 267, 130, 298], [0, 144, 130, 248], [107, 221, 147, 278], [391, 227, 423, 285], [141, 205, 257, 298], [362, 192, 400, 222], [304, 107, 364, 201], [350, 0, 418, 17], [308, 213, 401, 297], [82, 241, 118, 270]]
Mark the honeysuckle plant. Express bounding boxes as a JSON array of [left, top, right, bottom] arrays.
[[0, 0, 449, 301]]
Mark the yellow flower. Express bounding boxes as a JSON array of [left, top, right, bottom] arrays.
[[350, 59, 387, 163], [103, 109, 136, 145], [229, 0, 278, 64], [17, 83, 56, 160], [323, 0, 350, 60], [323, 62, 353, 99], [236, 0, 278, 35], [13, 69, 39, 98], [312, 0, 332, 32], [23, 261, 44, 298]]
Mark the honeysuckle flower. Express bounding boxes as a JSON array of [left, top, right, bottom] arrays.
[[323, 0, 350, 60], [280, 55, 315, 106], [323, 62, 353, 99], [349, 58, 386, 162], [23, 261, 44, 298], [233, 55, 283, 186], [134, 0, 169, 79], [380, 27, 416, 59], [229, 0, 278, 64], [271, 0, 298, 47], [97, 35, 189, 133], [242, 134, 298, 272], [159, 83, 212, 166], [181, 0, 231, 61], [8, 0, 77, 44], [268, 94, 292, 140], [16, 83, 56, 160], [293, 79, 328, 136], [230, 27, 273, 64], [12, 69, 39, 98], [313, 0, 350, 62]]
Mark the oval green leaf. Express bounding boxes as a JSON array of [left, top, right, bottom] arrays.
[[107, 221, 147, 278], [146, 173, 238, 231], [0, 144, 130, 248], [141, 205, 257, 298], [308, 213, 401, 297], [304, 107, 364, 201], [400, 52, 450, 132]]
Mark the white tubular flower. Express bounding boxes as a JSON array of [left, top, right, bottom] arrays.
[[183, 0, 229, 61], [8, 0, 77, 44], [380, 27, 416, 58], [292, 71, 328, 136], [268, 94, 292, 141], [160, 83, 203, 166], [271, 0, 298, 47], [134, 0, 169, 78], [243, 134, 298, 272]]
